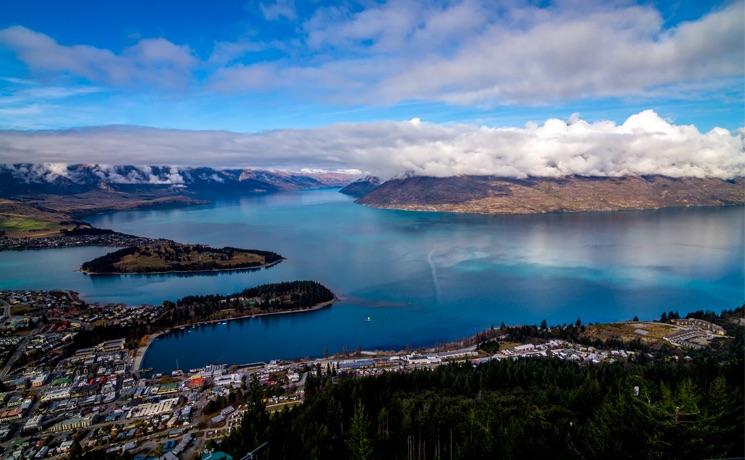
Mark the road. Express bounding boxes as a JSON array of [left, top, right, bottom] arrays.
[[1, 299, 10, 320], [0, 308, 31, 379]]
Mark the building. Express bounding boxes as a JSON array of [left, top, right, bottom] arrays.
[[30, 373, 48, 388], [0, 407, 23, 423], [338, 359, 374, 370], [665, 329, 706, 350], [41, 387, 71, 402], [214, 373, 242, 387], [514, 344, 536, 352], [129, 398, 179, 418], [187, 376, 206, 389], [50, 415, 93, 433], [99, 338, 126, 353], [170, 433, 193, 457], [672, 318, 726, 336], [22, 414, 42, 433], [74, 347, 96, 359], [226, 409, 245, 433]]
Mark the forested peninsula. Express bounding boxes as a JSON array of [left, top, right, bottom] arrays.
[[80, 241, 283, 274]]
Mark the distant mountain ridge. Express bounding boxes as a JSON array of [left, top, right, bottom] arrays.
[[4, 165, 743, 216], [0, 163, 359, 197], [339, 176, 381, 197], [357, 175, 745, 214]]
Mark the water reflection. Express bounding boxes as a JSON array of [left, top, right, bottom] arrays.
[[0, 190, 742, 371]]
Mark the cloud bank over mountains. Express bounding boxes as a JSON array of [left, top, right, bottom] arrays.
[[0, 110, 742, 179]]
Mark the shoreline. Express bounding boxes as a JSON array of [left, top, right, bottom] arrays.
[[0, 231, 155, 253], [358, 202, 745, 217], [134, 298, 336, 371], [81, 258, 283, 276]]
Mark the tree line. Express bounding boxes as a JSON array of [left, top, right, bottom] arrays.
[[70, 281, 335, 349], [214, 308, 743, 460]]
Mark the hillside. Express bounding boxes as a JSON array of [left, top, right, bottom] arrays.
[[339, 176, 381, 197], [358, 175, 745, 214], [0, 199, 80, 237], [80, 241, 283, 274], [0, 164, 361, 232]]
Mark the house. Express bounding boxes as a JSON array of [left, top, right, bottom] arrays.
[[22, 415, 42, 433], [30, 374, 48, 388], [187, 376, 206, 389]]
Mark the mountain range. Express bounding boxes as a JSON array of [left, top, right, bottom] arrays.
[[2, 164, 743, 219], [0, 164, 362, 235], [356, 175, 745, 214], [0, 164, 357, 198]]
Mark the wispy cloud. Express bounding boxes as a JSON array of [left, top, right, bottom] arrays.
[[0, 110, 742, 179], [212, 0, 745, 105], [0, 0, 742, 106], [0, 26, 197, 88], [258, 0, 297, 21], [0, 85, 101, 106]]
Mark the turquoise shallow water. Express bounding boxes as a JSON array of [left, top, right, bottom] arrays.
[[0, 189, 742, 372]]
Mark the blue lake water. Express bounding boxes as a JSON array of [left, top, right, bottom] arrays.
[[0, 189, 742, 372]]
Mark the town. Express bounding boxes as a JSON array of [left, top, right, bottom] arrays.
[[0, 289, 733, 459], [0, 230, 154, 252]]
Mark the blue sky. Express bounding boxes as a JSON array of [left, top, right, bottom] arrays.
[[0, 0, 742, 133]]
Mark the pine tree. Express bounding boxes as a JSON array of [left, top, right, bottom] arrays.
[[348, 400, 373, 460]]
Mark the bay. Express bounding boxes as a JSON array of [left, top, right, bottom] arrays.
[[0, 189, 742, 372]]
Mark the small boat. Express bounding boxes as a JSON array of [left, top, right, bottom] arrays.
[[365, 316, 373, 322]]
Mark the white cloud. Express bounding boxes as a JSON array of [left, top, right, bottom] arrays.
[[207, 40, 266, 66], [212, 0, 745, 105], [259, 0, 297, 21], [0, 110, 742, 179], [0, 27, 197, 88], [1, 1, 742, 105]]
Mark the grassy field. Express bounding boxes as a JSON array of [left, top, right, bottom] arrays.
[[0, 199, 74, 238], [115, 248, 265, 272], [0, 192, 202, 238], [0, 216, 60, 236], [583, 321, 678, 345], [10, 304, 36, 315]]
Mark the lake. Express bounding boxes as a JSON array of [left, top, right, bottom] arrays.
[[0, 189, 742, 372]]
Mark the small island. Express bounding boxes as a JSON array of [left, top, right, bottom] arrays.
[[80, 240, 283, 274], [162, 280, 336, 326]]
